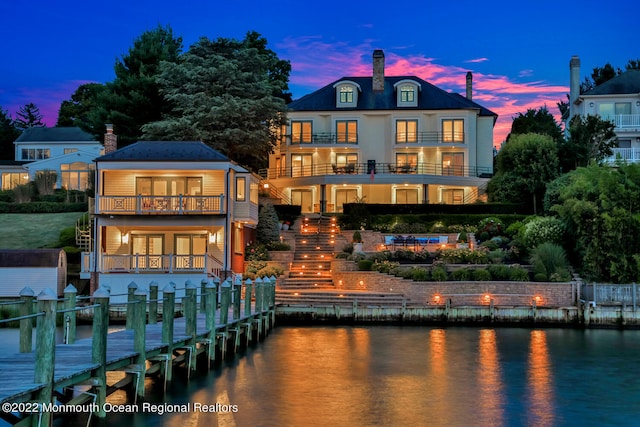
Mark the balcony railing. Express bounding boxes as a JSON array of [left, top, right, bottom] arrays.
[[260, 162, 492, 179], [81, 253, 224, 277], [608, 114, 640, 129], [97, 194, 225, 215], [603, 148, 640, 164], [286, 132, 465, 145]]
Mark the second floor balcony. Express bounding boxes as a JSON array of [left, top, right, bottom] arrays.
[[604, 147, 640, 164], [608, 114, 640, 130], [97, 194, 225, 215], [286, 131, 465, 146]]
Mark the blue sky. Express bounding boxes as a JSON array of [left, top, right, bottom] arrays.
[[0, 0, 637, 145]]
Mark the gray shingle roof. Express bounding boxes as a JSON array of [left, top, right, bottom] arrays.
[[95, 141, 230, 162], [15, 127, 96, 142], [288, 76, 497, 118], [584, 70, 640, 96], [0, 249, 64, 268]]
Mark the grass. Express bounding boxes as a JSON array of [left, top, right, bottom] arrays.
[[0, 212, 83, 249]]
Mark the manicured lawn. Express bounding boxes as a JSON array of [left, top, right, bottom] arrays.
[[0, 212, 84, 249]]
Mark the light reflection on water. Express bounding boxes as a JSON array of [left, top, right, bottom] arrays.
[[3, 326, 640, 426]]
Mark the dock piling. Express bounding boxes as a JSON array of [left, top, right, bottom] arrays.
[[34, 288, 57, 427], [19, 287, 34, 353], [92, 288, 110, 419]]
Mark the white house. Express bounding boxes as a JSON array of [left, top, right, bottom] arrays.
[[81, 139, 259, 302], [263, 50, 497, 213]]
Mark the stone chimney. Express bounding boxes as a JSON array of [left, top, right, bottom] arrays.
[[466, 71, 473, 100], [104, 124, 117, 154], [372, 50, 385, 92], [569, 56, 581, 121]]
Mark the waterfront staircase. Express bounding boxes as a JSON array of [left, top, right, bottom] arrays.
[[276, 216, 407, 307]]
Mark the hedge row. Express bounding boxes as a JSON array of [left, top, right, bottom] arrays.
[[0, 202, 88, 213]]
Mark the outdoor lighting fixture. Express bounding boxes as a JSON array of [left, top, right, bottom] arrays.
[[121, 232, 129, 244], [294, 292, 299, 296], [209, 232, 217, 244], [359, 280, 364, 286], [263, 183, 269, 189], [434, 294, 442, 303], [484, 294, 491, 302]]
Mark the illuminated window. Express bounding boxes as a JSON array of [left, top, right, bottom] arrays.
[[396, 153, 418, 168], [442, 153, 464, 176], [64, 148, 78, 154], [291, 154, 313, 177], [336, 120, 358, 143], [396, 188, 418, 204], [1, 172, 29, 190], [234, 225, 243, 254], [394, 80, 420, 107], [21, 148, 50, 160], [135, 176, 202, 196], [61, 162, 94, 190], [291, 121, 312, 144], [400, 85, 415, 102], [442, 189, 464, 204], [236, 176, 246, 201], [334, 81, 360, 107], [339, 86, 354, 103], [336, 153, 358, 167], [442, 119, 464, 143], [396, 120, 418, 143]]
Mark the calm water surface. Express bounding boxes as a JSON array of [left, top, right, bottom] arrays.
[[3, 326, 640, 426], [99, 326, 640, 427]]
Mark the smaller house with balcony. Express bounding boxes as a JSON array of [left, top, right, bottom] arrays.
[[1, 127, 104, 190], [568, 56, 640, 163], [82, 140, 259, 302]]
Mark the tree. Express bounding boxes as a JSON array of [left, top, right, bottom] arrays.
[[14, 103, 45, 131], [142, 31, 290, 171], [257, 203, 280, 244], [487, 133, 560, 213], [551, 164, 640, 283], [559, 114, 617, 172], [64, 25, 183, 145], [56, 83, 107, 128], [0, 107, 20, 160], [506, 106, 563, 143]]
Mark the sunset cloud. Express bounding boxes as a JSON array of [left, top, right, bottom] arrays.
[[278, 37, 568, 147]]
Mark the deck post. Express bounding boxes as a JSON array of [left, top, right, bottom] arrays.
[[126, 281, 138, 329], [254, 277, 263, 313], [34, 288, 57, 427], [19, 287, 34, 353], [132, 287, 147, 402], [63, 284, 77, 344], [232, 278, 242, 320], [92, 288, 110, 419], [185, 281, 198, 371], [269, 276, 277, 326], [161, 283, 176, 383], [205, 280, 217, 362], [220, 279, 232, 325], [149, 281, 158, 324], [244, 279, 253, 317], [201, 278, 208, 314], [212, 277, 221, 308]]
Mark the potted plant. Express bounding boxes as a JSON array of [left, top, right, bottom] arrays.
[[457, 231, 469, 249], [352, 230, 363, 253]]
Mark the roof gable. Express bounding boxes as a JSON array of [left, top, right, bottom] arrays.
[[15, 127, 96, 143], [288, 75, 497, 117], [95, 141, 231, 162]]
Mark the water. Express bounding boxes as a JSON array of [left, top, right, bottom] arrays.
[[102, 326, 640, 427], [3, 326, 640, 426]]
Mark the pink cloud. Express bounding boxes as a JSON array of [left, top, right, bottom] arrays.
[[465, 57, 490, 63], [278, 38, 568, 148]]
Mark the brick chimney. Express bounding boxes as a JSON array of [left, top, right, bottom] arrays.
[[373, 50, 385, 92], [466, 72, 473, 100], [104, 124, 117, 154], [569, 56, 581, 121]]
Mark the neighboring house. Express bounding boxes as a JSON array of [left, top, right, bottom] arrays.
[[568, 56, 640, 163], [0, 127, 104, 190], [263, 50, 497, 213], [81, 140, 259, 302], [0, 249, 67, 297]]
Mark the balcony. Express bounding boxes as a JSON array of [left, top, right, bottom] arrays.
[[260, 162, 492, 179], [286, 131, 465, 146], [288, 133, 358, 145], [609, 114, 640, 130], [81, 252, 223, 278], [97, 194, 225, 215], [604, 148, 640, 164]]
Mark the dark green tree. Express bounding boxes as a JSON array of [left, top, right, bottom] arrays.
[[506, 106, 563, 143], [0, 107, 20, 160], [14, 103, 45, 131], [558, 114, 617, 172], [56, 83, 107, 128], [257, 203, 281, 244], [487, 133, 560, 213], [551, 164, 640, 283], [142, 31, 290, 171], [580, 63, 621, 94]]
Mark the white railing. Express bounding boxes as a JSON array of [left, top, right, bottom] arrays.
[[80, 253, 223, 275], [97, 194, 225, 215], [610, 114, 640, 129], [604, 148, 640, 164]]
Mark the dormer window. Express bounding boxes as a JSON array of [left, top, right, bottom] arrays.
[[394, 79, 421, 107], [333, 80, 361, 108]]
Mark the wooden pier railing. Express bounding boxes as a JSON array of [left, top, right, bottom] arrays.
[[0, 276, 277, 427]]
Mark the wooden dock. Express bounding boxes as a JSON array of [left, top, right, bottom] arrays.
[[0, 276, 276, 427]]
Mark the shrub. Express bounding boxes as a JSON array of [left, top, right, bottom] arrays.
[[369, 251, 391, 262], [523, 216, 564, 248], [410, 267, 430, 281], [342, 243, 354, 254], [266, 241, 291, 251], [472, 268, 492, 281], [487, 250, 507, 264], [477, 217, 503, 239], [372, 260, 399, 274], [439, 247, 489, 264], [393, 249, 416, 262], [256, 264, 285, 278], [431, 266, 448, 281], [451, 268, 471, 281], [257, 203, 281, 244], [509, 266, 530, 281], [245, 242, 269, 261], [352, 230, 362, 243], [480, 240, 499, 251], [390, 222, 428, 234], [245, 260, 268, 274], [488, 265, 511, 281], [335, 252, 350, 259], [358, 259, 373, 271], [457, 231, 468, 243], [12, 184, 32, 203], [530, 242, 571, 282]]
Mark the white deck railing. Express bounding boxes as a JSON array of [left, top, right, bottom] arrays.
[[603, 148, 640, 164], [81, 253, 224, 277], [97, 194, 225, 215], [610, 114, 640, 129]]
